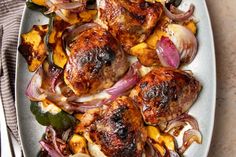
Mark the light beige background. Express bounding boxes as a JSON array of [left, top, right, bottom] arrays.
[[206, 0, 236, 156]]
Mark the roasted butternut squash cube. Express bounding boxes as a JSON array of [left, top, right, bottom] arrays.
[[48, 19, 69, 68], [184, 20, 197, 35], [69, 134, 89, 154], [147, 126, 176, 153], [32, 0, 46, 6], [130, 43, 160, 66], [153, 143, 166, 156], [79, 10, 97, 22], [18, 25, 48, 72], [146, 29, 167, 49]]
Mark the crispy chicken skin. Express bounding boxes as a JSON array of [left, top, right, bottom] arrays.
[[97, 0, 163, 53], [77, 96, 147, 157], [130, 68, 201, 125], [64, 24, 128, 96]]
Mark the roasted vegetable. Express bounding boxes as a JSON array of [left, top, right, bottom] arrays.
[[146, 15, 170, 49], [54, 9, 97, 25], [18, 25, 48, 72], [69, 134, 89, 154], [130, 43, 161, 66], [184, 20, 197, 35], [26, 1, 51, 17], [128, 15, 172, 66], [31, 0, 46, 6], [30, 100, 76, 131], [47, 18, 69, 68], [147, 126, 176, 156]]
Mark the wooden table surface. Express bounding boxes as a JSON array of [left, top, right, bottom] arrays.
[[206, 0, 236, 156]]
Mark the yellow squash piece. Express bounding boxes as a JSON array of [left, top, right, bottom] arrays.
[[74, 113, 84, 121], [184, 20, 197, 35], [79, 10, 97, 22], [69, 134, 89, 154], [153, 143, 166, 156], [32, 0, 46, 6], [146, 29, 167, 49], [59, 10, 97, 25], [146, 15, 170, 49], [147, 126, 176, 154], [130, 43, 160, 66], [130, 42, 149, 53], [18, 25, 48, 72], [48, 19, 69, 68], [40, 99, 62, 114]]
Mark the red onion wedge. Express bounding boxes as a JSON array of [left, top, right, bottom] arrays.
[[46, 0, 84, 11], [39, 141, 62, 157], [26, 64, 63, 101], [165, 121, 186, 133], [25, 68, 46, 101], [62, 128, 71, 141], [45, 91, 115, 113], [66, 94, 118, 113], [164, 4, 195, 22], [46, 126, 65, 157], [156, 36, 180, 68], [178, 129, 202, 154], [176, 113, 200, 130], [165, 113, 200, 134], [45, 0, 70, 22], [166, 24, 198, 65], [67, 98, 105, 113], [106, 62, 140, 95], [42, 63, 63, 93]]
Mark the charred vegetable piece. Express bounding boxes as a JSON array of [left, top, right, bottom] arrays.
[[30, 101, 76, 131], [147, 126, 176, 155], [145, 15, 170, 49], [31, 0, 46, 6], [18, 25, 48, 72], [130, 43, 161, 67], [184, 20, 197, 35], [69, 134, 89, 154], [47, 18, 69, 68], [26, 1, 51, 17]]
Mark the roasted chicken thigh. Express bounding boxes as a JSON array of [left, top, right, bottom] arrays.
[[77, 96, 147, 157], [130, 67, 201, 125], [64, 23, 128, 96], [96, 0, 163, 53]]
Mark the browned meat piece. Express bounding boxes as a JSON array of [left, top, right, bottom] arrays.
[[130, 67, 201, 125], [64, 23, 128, 96], [97, 0, 163, 53], [77, 96, 147, 157]]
